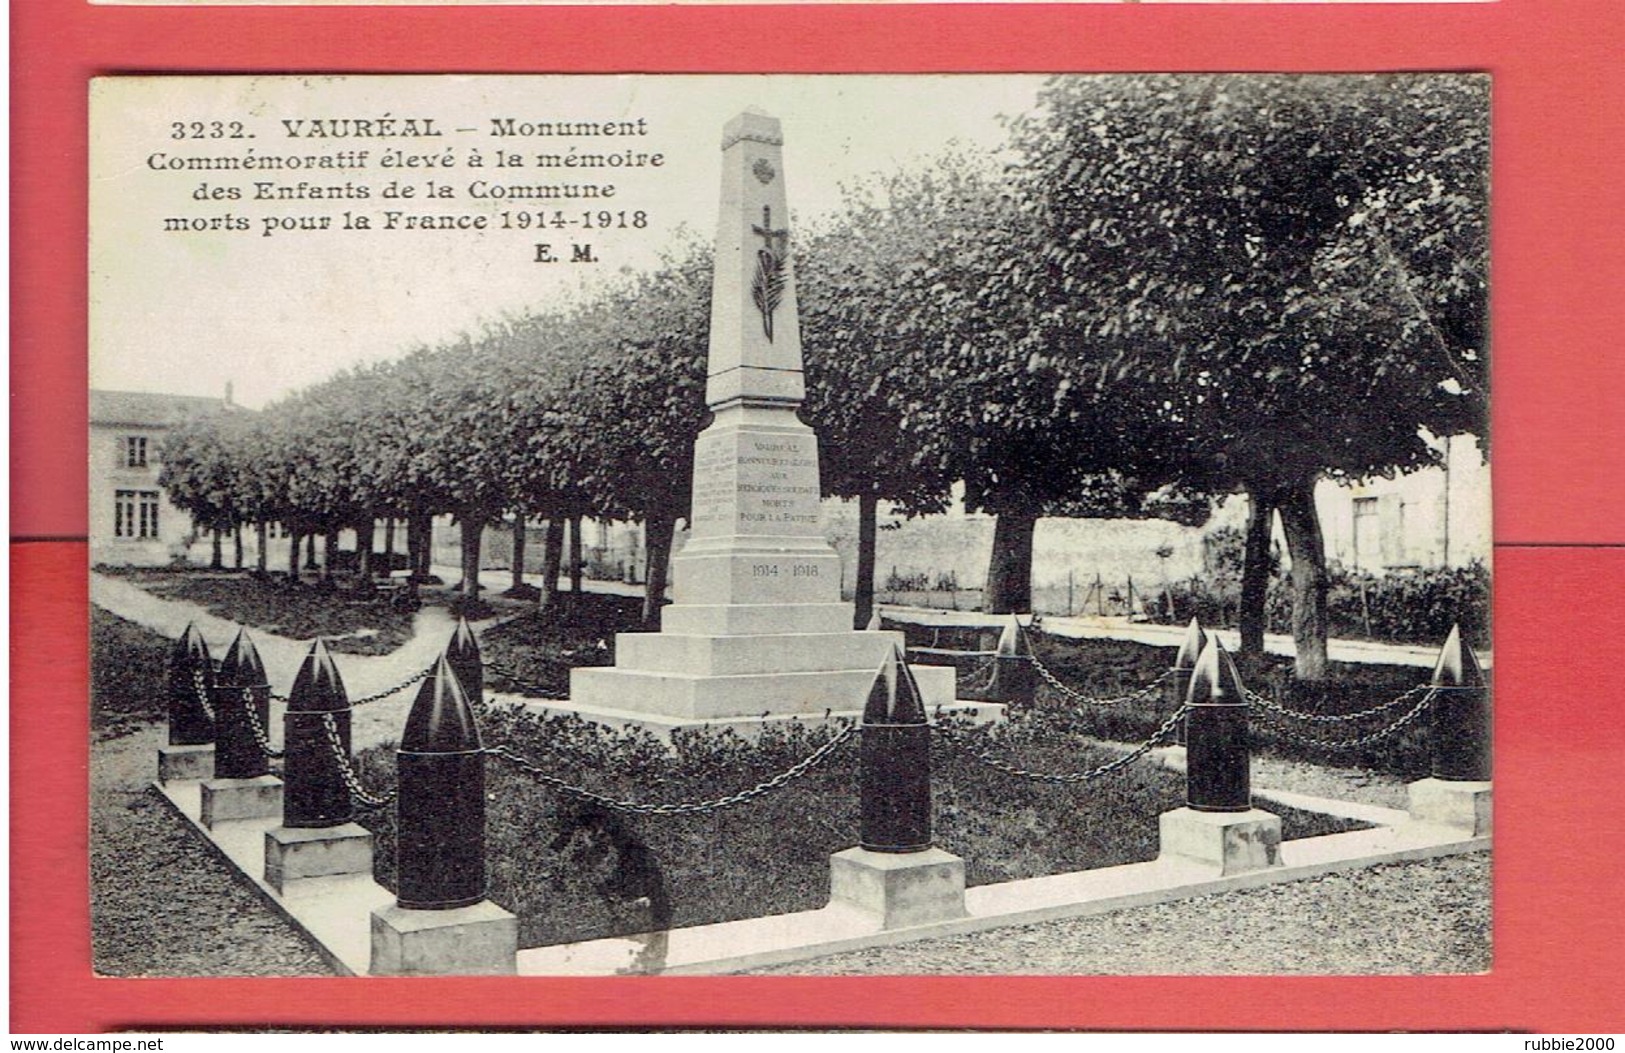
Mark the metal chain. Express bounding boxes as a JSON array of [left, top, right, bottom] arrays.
[[938, 704, 1189, 784], [958, 657, 998, 693], [348, 665, 434, 707], [1259, 688, 1438, 751], [1029, 651, 1174, 708], [1247, 682, 1433, 725], [483, 723, 857, 816], [318, 713, 396, 810], [264, 665, 431, 707], [190, 668, 217, 722], [484, 662, 573, 701], [239, 687, 285, 758]]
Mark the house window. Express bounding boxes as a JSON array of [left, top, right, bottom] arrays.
[[115, 490, 161, 539], [123, 436, 148, 469], [1351, 497, 1380, 570]]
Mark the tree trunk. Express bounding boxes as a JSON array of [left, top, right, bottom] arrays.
[[357, 517, 375, 580], [853, 491, 879, 629], [406, 517, 421, 582], [321, 530, 337, 582], [414, 513, 433, 580], [256, 521, 268, 573], [568, 515, 585, 593], [305, 533, 318, 570], [539, 518, 565, 611], [982, 511, 1037, 614], [459, 512, 484, 600], [382, 517, 396, 576], [288, 528, 302, 580], [510, 515, 528, 592], [232, 524, 243, 569], [1276, 477, 1330, 681], [642, 511, 675, 628], [210, 528, 223, 569], [1239, 487, 1277, 655]]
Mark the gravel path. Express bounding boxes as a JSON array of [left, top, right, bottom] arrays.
[[92, 572, 483, 751], [752, 853, 1490, 975], [91, 722, 336, 977]]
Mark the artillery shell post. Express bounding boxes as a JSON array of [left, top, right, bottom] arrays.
[[158, 622, 215, 783], [1158, 637, 1281, 874], [371, 653, 516, 975], [282, 638, 354, 828], [830, 645, 967, 929], [265, 638, 375, 891], [167, 622, 214, 746], [988, 613, 1036, 708], [199, 628, 282, 827], [1407, 624, 1493, 836], [1167, 617, 1206, 749], [445, 616, 483, 707], [396, 655, 487, 910]]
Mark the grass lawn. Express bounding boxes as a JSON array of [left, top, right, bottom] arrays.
[[897, 620, 1437, 779], [351, 703, 1367, 951], [92, 575, 1427, 960], [477, 594, 632, 696], [91, 607, 175, 736], [98, 565, 416, 655]]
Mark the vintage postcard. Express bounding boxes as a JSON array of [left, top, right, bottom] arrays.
[[85, 72, 1494, 986]]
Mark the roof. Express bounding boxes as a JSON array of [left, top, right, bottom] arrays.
[[89, 389, 231, 428]]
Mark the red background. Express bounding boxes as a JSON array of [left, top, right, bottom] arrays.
[[11, 0, 1625, 1032]]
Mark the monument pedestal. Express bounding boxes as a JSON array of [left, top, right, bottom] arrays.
[[829, 846, 968, 929], [1158, 807, 1283, 875], [264, 823, 375, 892], [200, 774, 283, 828], [1407, 778, 1492, 836], [369, 900, 518, 976], [157, 743, 214, 783], [561, 114, 969, 729]]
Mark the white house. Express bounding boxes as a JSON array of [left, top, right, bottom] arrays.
[[88, 388, 234, 567]]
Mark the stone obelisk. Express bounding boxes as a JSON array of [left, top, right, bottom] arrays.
[[567, 109, 960, 728]]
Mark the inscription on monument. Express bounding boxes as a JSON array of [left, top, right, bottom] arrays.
[[690, 433, 821, 536]]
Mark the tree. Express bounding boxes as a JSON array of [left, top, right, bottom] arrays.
[[798, 170, 963, 626], [159, 410, 242, 561], [565, 246, 711, 625], [1008, 73, 1489, 677]]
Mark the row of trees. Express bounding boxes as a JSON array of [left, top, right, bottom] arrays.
[[161, 74, 1488, 680]]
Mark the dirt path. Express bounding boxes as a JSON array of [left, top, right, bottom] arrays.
[[91, 721, 335, 977], [751, 852, 1490, 975], [91, 572, 495, 750]]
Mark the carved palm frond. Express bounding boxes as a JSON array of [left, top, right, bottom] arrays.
[[751, 248, 786, 341]]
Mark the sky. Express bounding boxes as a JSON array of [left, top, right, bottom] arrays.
[[90, 74, 1046, 409]]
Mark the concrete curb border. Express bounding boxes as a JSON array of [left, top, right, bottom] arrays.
[[154, 773, 1486, 977]]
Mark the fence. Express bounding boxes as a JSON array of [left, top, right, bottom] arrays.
[[873, 571, 1161, 619], [160, 612, 1490, 973]]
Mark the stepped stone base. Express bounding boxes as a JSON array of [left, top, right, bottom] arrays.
[[617, 629, 905, 677], [200, 775, 283, 828], [370, 900, 518, 976], [513, 695, 1004, 742], [1408, 778, 1492, 836], [571, 661, 956, 721], [661, 602, 855, 636], [157, 743, 214, 783], [1158, 807, 1283, 875], [829, 846, 968, 929], [264, 823, 375, 892]]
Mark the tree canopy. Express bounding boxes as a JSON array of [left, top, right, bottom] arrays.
[[158, 75, 1488, 674]]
